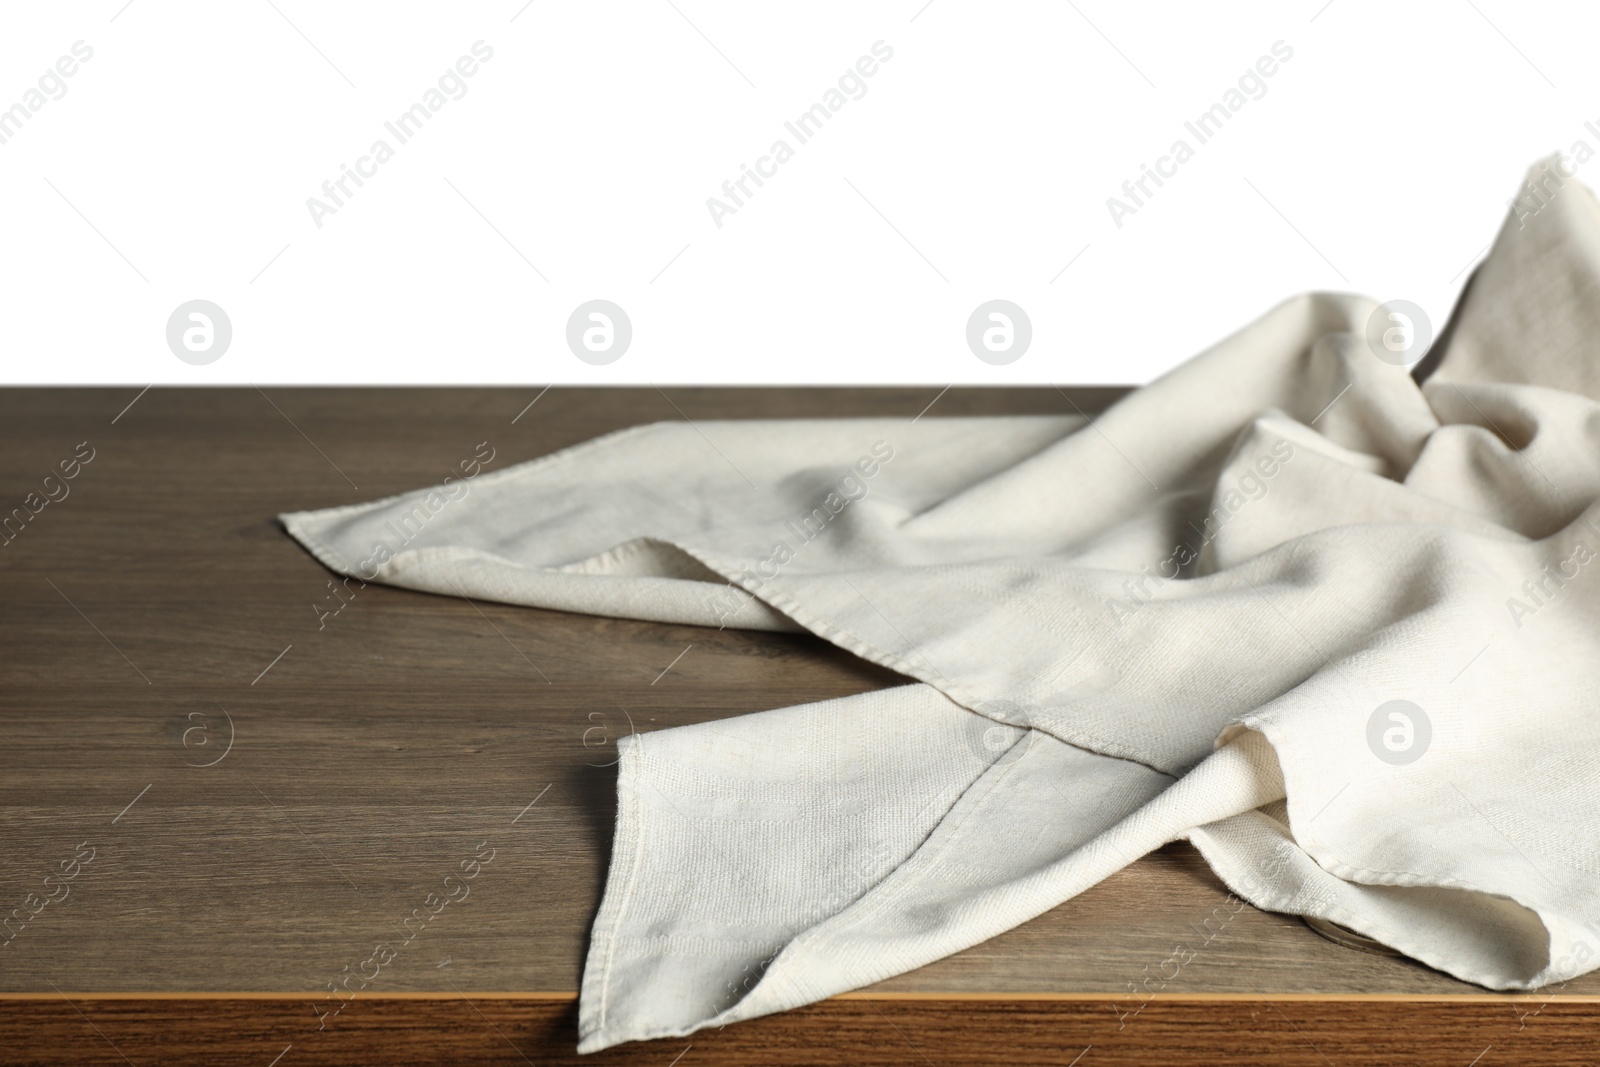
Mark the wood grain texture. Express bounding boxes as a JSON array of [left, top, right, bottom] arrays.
[[4, 995, 1600, 1066], [1, 387, 1596, 1064]]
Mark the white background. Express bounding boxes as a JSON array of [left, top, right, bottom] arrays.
[[0, 0, 1595, 385]]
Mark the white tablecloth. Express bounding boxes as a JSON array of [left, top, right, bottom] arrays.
[[284, 158, 1600, 1052]]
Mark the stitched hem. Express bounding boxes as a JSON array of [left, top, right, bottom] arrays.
[[578, 733, 648, 1051]]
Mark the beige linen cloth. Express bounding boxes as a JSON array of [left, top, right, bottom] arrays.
[[284, 160, 1600, 1052]]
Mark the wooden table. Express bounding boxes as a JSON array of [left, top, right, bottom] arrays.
[[2, 387, 1595, 1066]]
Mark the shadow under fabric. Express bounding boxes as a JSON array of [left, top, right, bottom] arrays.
[[281, 158, 1600, 1052]]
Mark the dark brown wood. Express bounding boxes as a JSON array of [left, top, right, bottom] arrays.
[[3, 994, 1600, 1066], [2, 387, 1595, 1065]]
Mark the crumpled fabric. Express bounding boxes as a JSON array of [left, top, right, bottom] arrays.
[[282, 158, 1600, 1052]]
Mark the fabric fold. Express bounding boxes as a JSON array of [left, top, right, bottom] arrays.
[[281, 158, 1600, 1051]]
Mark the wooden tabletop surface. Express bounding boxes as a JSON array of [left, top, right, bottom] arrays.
[[2, 386, 1595, 1066]]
